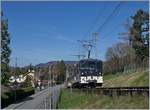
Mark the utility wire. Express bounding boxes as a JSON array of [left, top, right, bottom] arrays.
[[79, 4, 106, 57], [94, 2, 123, 59], [100, 7, 122, 40], [82, 2, 122, 41], [97, 2, 123, 33], [82, 4, 106, 40], [78, 2, 123, 58]]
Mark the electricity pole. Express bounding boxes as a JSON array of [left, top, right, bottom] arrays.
[[48, 65, 52, 109], [14, 57, 17, 102], [48, 65, 51, 87], [38, 69, 41, 91], [47, 65, 54, 109], [93, 32, 99, 59], [78, 40, 93, 59]]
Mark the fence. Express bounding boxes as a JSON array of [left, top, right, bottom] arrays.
[[70, 87, 149, 97], [36, 94, 52, 109], [123, 61, 149, 74], [35, 85, 62, 109]]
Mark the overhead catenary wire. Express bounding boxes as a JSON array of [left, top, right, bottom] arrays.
[[82, 3, 107, 40], [77, 2, 123, 59], [100, 8, 146, 44], [97, 1, 123, 33], [93, 2, 123, 59], [98, 2, 144, 44], [82, 2, 123, 43], [100, 2, 124, 40]]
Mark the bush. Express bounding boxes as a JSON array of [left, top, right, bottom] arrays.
[[1, 87, 35, 108], [1, 93, 13, 109]]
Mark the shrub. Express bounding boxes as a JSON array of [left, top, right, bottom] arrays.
[[1, 87, 35, 108]]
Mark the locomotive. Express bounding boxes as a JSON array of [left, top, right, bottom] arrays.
[[66, 40, 103, 88], [66, 58, 103, 88], [77, 58, 103, 88]]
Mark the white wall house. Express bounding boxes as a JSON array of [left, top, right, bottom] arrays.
[[9, 69, 35, 87]]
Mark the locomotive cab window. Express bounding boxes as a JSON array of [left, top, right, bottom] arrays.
[[79, 61, 96, 70], [96, 61, 102, 75]]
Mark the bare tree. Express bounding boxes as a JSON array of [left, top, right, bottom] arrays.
[[104, 42, 136, 74]]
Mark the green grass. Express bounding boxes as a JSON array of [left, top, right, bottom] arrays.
[[103, 69, 149, 87], [58, 69, 149, 109], [58, 89, 149, 109]]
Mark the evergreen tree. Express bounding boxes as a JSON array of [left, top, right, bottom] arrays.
[[29, 63, 34, 70], [57, 60, 66, 83], [130, 9, 149, 61], [1, 12, 11, 85], [23, 75, 32, 87]]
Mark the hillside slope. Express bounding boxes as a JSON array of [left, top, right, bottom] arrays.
[[103, 69, 149, 87]]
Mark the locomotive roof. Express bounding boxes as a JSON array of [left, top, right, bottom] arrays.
[[79, 58, 102, 62]]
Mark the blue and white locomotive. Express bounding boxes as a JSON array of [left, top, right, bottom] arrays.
[[78, 58, 103, 88], [66, 40, 103, 88], [67, 58, 103, 88]]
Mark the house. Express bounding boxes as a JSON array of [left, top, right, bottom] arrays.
[[9, 69, 36, 88]]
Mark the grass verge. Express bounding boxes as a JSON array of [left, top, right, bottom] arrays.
[[58, 89, 149, 109], [103, 69, 149, 87]]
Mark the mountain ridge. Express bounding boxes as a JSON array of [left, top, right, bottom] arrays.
[[35, 61, 78, 68]]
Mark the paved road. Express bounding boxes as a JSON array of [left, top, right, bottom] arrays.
[[5, 85, 64, 109]]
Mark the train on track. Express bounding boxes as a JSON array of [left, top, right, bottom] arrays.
[[66, 58, 103, 88], [66, 39, 103, 88]]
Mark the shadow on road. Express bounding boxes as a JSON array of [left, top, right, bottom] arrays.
[[14, 96, 34, 104]]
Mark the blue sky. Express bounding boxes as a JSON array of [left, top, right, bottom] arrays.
[[2, 1, 149, 67]]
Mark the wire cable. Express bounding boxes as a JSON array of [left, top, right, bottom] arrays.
[[97, 2, 123, 33], [82, 3, 107, 40]]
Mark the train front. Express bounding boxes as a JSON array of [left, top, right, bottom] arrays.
[[79, 59, 103, 88]]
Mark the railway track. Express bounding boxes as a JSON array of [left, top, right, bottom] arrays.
[[67, 86, 149, 97]]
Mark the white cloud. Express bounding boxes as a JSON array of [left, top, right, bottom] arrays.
[[54, 34, 76, 44]]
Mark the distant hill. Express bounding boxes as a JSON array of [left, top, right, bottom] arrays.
[[35, 61, 78, 68]]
